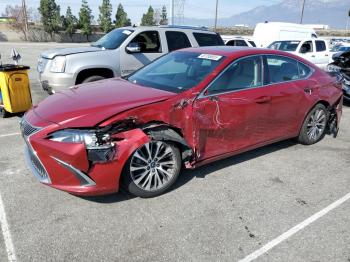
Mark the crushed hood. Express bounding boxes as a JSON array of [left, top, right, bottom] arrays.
[[41, 46, 102, 59], [32, 78, 176, 127]]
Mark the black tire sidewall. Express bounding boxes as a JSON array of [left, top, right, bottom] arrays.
[[82, 75, 106, 83], [122, 141, 182, 198], [298, 104, 328, 145]]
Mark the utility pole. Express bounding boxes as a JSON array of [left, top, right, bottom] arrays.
[[22, 0, 28, 32], [300, 0, 306, 24], [172, 0, 175, 25], [214, 0, 219, 31]]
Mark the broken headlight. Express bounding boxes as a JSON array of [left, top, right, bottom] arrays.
[[49, 129, 116, 162], [49, 129, 101, 149]]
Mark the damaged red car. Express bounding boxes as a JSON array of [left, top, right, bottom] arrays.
[[21, 47, 343, 198]]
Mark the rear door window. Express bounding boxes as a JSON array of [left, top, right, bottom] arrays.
[[266, 55, 300, 83], [315, 40, 326, 52], [166, 31, 192, 52], [193, 33, 224, 46]]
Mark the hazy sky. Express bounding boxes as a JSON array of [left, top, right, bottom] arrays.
[[0, 0, 283, 23]]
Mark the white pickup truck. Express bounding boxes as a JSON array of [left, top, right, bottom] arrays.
[[268, 39, 330, 69]]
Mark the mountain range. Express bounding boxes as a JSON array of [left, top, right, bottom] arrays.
[[181, 0, 350, 29]]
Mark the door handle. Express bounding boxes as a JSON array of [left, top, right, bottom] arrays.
[[311, 55, 316, 57], [304, 87, 313, 94], [254, 96, 271, 103], [209, 95, 219, 102], [325, 54, 329, 57]]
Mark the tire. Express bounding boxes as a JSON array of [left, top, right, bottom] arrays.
[[0, 108, 9, 118], [82, 75, 106, 83], [298, 104, 328, 145], [122, 141, 182, 198]]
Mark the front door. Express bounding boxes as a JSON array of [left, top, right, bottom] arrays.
[[193, 55, 272, 160], [298, 40, 317, 64], [120, 31, 164, 76]]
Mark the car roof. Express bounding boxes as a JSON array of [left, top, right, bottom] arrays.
[[179, 46, 299, 58], [121, 25, 217, 34]]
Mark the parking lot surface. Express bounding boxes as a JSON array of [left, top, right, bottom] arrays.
[[0, 42, 349, 262]]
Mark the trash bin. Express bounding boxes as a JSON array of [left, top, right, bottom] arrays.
[[0, 64, 32, 118]]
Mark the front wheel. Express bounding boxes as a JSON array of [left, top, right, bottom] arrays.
[[122, 141, 181, 198], [298, 104, 328, 145], [82, 75, 106, 83]]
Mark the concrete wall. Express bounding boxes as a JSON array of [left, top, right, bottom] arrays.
[[0, 24, 103, 43]]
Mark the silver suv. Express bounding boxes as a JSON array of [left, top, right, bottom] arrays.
[[37, 25, 224, 94]]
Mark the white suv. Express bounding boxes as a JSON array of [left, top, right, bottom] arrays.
[[37, 25, 224, 94]]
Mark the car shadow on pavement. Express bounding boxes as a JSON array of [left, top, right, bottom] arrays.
[[171, 139, 298, 192], [81, 139, 297, 203]]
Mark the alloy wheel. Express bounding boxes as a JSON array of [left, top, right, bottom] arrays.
[[306, 108, 327, 141], [130, 141, 177, 192]]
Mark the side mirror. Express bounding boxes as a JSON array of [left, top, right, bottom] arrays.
[[126, 43, 141, 53]]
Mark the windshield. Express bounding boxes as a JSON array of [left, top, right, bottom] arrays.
[[268, 41, 301, 51], [91, 29, 134, 49], [128, 51, 224, 93]]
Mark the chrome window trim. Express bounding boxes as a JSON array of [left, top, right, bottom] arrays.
[[197, 53, 315, 99]]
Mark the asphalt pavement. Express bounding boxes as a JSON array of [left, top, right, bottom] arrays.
[[0, 42, 349, 262]]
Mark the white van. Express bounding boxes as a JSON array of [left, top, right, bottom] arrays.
[[253, 22, 318, 48], [268, 39, 329, 69]]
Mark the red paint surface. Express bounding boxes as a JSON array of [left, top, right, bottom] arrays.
[[24, 47, 343, 196]]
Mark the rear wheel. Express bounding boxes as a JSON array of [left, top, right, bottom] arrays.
[[298, 104, 328, 145], [82, 75, 106, 83], [122, 141, 181, 198]]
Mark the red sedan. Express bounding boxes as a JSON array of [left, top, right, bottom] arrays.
[[21, 47, 343, 198]]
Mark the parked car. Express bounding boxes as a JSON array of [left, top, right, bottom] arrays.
[[329, 44, 350, 63], [268, 39, 330, 69], [326, 50, 350, 102], [221, 36, 256, 47], [253, 22, 317, 48], [37, 25, 224, 94], [23, 47, 343, 198]]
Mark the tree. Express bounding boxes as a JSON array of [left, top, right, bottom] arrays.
[[79, 0, 93, 41], [114, 3, 131, 28], [141, 6, 156, 26], [2, 5, 33, 40], [159, 5, 168, 25], [98, 0, 113, 33], [38, 0, 61, 39], [63, 6, 77, 41]]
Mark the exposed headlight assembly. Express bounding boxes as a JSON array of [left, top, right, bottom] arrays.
[[50, 56, 66, 73], [49, 129, 116, 162]]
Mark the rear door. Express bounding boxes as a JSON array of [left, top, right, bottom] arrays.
[[263, 55, 314, 140], [314, 40, 329, 67], [120, 30, 164, 76], [193, 55, 273, 160]]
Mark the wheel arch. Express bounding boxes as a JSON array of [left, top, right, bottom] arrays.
[[141, 122, 194, 164], [75, 68, 115, 85]]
